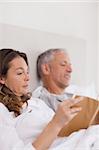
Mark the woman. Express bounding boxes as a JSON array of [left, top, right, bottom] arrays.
[[0, 48, 82, 150]]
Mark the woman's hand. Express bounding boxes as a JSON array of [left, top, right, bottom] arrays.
[[52, 97, 82, 129], [33, 97, 82, 150]]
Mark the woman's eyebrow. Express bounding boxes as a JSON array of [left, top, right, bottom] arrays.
[[15, 67, 24, 70], [15, 67, 29, 71]]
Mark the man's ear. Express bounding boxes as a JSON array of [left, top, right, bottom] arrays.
[[41, 64, 50, 75], [0, 77, 5, 84]]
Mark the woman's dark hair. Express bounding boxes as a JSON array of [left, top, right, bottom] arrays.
[[0, 48, 31, 116], [0, 48, 28, 78]]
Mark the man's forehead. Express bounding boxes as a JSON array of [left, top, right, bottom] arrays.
[[53, 51, 70, 60]]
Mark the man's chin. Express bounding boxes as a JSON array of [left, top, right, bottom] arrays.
[[64, 83, 70, 88], [60, 84, 69, 90]]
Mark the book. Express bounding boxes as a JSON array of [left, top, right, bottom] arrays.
[[59, 96, 99, 137]]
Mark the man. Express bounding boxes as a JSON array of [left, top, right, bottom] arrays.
[[33, 48, 77, 111]]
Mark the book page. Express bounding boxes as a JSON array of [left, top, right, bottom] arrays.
[[59, 96, 99, 137]]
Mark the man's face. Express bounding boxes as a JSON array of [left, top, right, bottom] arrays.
[[48, 51, 72, 89]]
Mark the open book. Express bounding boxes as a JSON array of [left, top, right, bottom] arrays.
[[59, 96, 99, 137]]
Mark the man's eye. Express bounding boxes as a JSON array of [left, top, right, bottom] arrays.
[[61, 63, 66, 66]]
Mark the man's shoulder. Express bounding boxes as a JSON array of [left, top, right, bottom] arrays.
[[33, 86, 43, 92], [32, 85, 76, 98], [32, 86, 46, 98]]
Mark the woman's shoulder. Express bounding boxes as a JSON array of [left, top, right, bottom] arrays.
[[0, 103, 14, 126], [29, 96, 51, 107], [27, 97, 54, 113], [0, 102, 9, 114]]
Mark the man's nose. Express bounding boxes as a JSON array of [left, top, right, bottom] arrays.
[[66, 64, 72, 73]]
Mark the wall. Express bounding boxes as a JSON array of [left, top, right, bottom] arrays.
[[0, 23, 86, 91], [97, 2, 99, 93], [0, 1, 98, 92]]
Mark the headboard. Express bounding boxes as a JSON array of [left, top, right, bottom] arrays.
[[0, 23, 86, 92]]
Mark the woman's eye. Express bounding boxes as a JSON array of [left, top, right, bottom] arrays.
[[17, 72, 23, 75]]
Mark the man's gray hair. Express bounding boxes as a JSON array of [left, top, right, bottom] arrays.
[[37, 48, 67, 79]]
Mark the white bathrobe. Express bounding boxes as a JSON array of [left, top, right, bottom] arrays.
[[0, 97, 99, 150], [0, 103, 35, 150], [32, 84, 97, 112]]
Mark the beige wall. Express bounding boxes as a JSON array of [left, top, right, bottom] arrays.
[[0, 1, 98, 92], [0, 23, 87, 91], [97, 2, 99, 93]]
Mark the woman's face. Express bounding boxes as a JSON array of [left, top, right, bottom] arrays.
[[2, 56, 29, 96]]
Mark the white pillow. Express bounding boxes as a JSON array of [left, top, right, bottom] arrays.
[[65, 83, 98, 99]]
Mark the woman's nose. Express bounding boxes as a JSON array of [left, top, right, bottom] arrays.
[[25, 73, 30, 81]]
